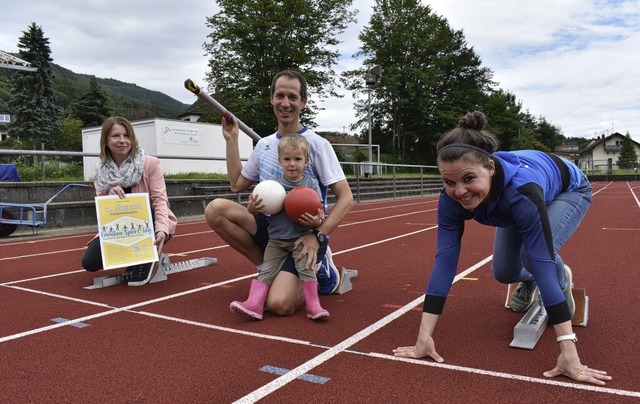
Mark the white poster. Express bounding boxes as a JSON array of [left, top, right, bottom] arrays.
[[162, 125, 200, 145]]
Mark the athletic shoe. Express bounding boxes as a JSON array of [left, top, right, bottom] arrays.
[[123, 262, 157, 286], [316, 246, 340, 295], [509, 281, 539, 313], [563, 264, 575, 318]]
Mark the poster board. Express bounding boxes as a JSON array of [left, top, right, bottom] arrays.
[[95, 193, 158, 270]]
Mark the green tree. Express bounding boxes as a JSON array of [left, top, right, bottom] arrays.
[[482, 89, 524, 151], [342, 0, 494, 164], [203, 0, 356, 137], [536, 116, 563, 152], [56, 116, 84, 152], [68, 76, 110, 127], [512, 127, 549, 151], [617, 133, 639, 169], [8, 23, 61, 149]]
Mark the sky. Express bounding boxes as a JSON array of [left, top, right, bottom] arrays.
[[2, 0, 640, 142]]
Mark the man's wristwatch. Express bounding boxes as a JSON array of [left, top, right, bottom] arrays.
[[312, 229, 327, 243]]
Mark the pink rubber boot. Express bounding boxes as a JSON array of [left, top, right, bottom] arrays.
[[302, 280, 329, 320], [230, 279, 269, 320]]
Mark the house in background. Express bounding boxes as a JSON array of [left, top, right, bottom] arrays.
[[553, 142, 580, 165], [0, 108, 11, 141], [578, 132, 640, 172]]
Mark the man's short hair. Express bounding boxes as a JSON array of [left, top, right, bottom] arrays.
[[270, 69, 308, 101]]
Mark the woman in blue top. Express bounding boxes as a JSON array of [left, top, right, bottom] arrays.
[[394, 111, 611, 385]]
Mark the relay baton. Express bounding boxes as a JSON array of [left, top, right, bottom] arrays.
[[184, 78, 261, 142]]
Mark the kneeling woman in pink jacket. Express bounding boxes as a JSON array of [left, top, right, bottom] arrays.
[[81, 116, 177, 286]]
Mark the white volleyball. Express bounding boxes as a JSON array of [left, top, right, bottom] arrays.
[[251, 180, 286, 214]]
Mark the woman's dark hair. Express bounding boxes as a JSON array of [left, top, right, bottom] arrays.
[[436, 111, 499, 167]]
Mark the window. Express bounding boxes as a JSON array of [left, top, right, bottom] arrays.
[[0, 114, 10, 123]]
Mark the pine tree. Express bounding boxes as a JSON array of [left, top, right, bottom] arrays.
[[617, 133, 639, 169], [68, 76, 111, 127], [8, 22, 61, 149]]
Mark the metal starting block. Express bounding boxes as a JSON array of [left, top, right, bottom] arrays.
[[509, 297, 548, 349], [84, 253, 217, 290], [334, 267, 358, 295], [505, 283, 589, 349]]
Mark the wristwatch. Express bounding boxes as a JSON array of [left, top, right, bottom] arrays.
[[312, 229, 327, 243]]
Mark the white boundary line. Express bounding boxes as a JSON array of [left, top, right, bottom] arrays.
[[361, 352, 640, 398], [234, 255, 638, 402], [627, 181, 640, 208], [0, 273, 255, 344]]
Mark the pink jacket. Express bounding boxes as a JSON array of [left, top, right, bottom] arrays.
[[95, 155, 177, 237]]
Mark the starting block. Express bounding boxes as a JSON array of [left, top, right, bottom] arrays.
[[334, 267, 358, 295], [84, 253, 217, 290], [505, 283, 589, 349]]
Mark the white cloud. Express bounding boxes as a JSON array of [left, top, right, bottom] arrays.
[[2, 0, 639, 142]]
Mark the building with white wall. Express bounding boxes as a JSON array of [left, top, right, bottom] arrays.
[[82, 118, 254, 181], [578, 132, 640, 172]]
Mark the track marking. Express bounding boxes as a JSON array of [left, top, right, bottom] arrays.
[[0, 246, 89, 262], [334, 225, 438, 255], [627, 181, 640, 208], [0, 273, 255, 344], [4, 244, 635, 399], [259, 365, 329, 384], [362, 352, 640, 398], [232, 256, 493, 403], [0, 223, 441, 344], [0, 244, 229, 262], [383, 304, 422, 312], [348, 199, 437, 214], [339, 209, 437, 228], [51, 317, 90, 328], [2, 269, 85, 286]]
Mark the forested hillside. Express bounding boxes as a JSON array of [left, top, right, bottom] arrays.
[[0, 61, 189, 120]]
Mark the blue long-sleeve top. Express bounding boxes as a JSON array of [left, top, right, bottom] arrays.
[[423, 150, 585, 325]]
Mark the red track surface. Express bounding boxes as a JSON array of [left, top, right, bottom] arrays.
[[1, 181, 639, 403]]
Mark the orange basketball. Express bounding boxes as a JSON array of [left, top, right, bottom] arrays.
[[284, 186, 322, 222]]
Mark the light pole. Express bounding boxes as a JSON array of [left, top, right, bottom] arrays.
[[364, 65, 382, 177]]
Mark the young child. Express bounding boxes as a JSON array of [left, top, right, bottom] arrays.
[[230, 135, 329, 320]]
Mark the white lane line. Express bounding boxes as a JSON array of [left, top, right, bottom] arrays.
[[362, 351, 639, 398], [0, 273, 255, 344], [233, 256, 492, 404], [0, 243, 229, 263], [121, 300, 640, 399], [340, 208, 437, 227], [627, 181, 640, 208]]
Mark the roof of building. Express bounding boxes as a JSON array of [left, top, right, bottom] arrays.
[[0, 50, 37, 72], [581, 132, 640, 153]]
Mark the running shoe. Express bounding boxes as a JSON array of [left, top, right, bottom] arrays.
[[123, 262, 157, 286], [316, 246, 340, 295], [563, 264, 575, 318], [509, 281, 539, 312]]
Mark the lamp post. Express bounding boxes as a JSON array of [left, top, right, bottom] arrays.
[[364, 65, 382, 177]]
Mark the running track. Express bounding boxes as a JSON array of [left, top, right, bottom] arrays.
[[1, 181, 639, 403]]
